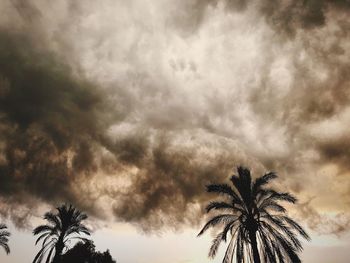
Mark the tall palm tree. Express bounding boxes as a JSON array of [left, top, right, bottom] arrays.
[[33, 204, 90, 263], [198, 166, 310, 263], [0, 224, 10, 254]]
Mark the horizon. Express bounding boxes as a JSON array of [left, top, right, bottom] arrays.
[[0, 0, 350, 262]]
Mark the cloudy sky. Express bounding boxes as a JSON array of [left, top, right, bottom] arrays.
[[0, 0, 350, 262]]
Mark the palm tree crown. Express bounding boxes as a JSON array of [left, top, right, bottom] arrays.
[[33, 204, 90, 263], [198, 166, 310, 263], [0, 224, 10, 254]]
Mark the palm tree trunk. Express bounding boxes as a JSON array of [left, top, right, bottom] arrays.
[[249, 230, 261, 263], [52, 236, 64, 263]]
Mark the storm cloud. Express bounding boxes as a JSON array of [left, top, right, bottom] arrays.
[[0, 0, 349, 236]]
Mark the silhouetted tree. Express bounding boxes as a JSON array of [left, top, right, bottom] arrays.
[[61, 240, 116, 263], [198, 166, 310, 263], [33, 204, 90, 263], [0, 224, 10, 254], [61, 240, 94, 262]]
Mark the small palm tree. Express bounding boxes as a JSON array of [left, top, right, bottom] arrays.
[[33, 204, 90, 263], [0, 224, 10, 254], [198, 166, 310, 263]]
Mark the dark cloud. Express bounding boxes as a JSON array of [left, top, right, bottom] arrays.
[[166, 0, 350, 235], [263, 0, 350, 36], [111, 138, 238, 231], [0, 0, 350, 237], [0, 29, 250, 230], [10, 0, 41, 23], [171, 0, 350, 36], [0, 30, 108, 220], [315, 136, 350, 174]]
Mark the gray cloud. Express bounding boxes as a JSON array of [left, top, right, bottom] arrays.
[[0, 0, 350, 236], [0, 29, 108, 217], [170, 0, 350, 36], [296, 199, 350, 236]]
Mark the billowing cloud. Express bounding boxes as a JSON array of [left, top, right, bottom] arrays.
[[0, 0, 349, 236], [0, 29, 108, 223]]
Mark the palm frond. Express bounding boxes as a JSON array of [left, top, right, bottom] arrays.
[[222, 235, 236, 263], [44, 212, 61, 229], [206, 201, 235, 213], [32, 241, 53, 263], [45, 246, 55, 263], [257, 230, 276, 263], [267, 190, 297, 204], [274, 233, 301, 263], [206, 184, 241, 204], [0, 231, 10, 237], [0, 224, 10, 255], [35, 233, 49, 245], [198, 214, 238, 236], [65, 225, 90, 237], [199, 167, 309, 263], [222, 221, 237, 242], [280, 216, 311, 241], [0, 242, 10, 254], [33, 204, 89, 262], [209, 232, 224, 258], [259, 200, 286, 213], [253, 172, 277, 194], [33, 225, 54, 236], [235, 227, 243, 263], [261, 220, 301, 257]]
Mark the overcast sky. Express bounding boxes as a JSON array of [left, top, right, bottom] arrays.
[[0, 0, 350, 262]]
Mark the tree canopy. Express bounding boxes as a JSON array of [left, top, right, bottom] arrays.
[[198, 166, 310, 263]]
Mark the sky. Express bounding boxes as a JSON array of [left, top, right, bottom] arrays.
[[0, 0, 350, 262]]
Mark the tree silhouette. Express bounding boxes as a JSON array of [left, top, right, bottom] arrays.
[[33, 204, 90, 263], [61, 240, 116, 263], [0, 224, 10, 254], [198, 166, 310, 263]]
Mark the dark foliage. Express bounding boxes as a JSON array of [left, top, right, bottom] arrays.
[[32, 204, 90, 263], [0, 224, 10, 254], [61, 240, 116, 263], [198, 166, 310, 263]]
